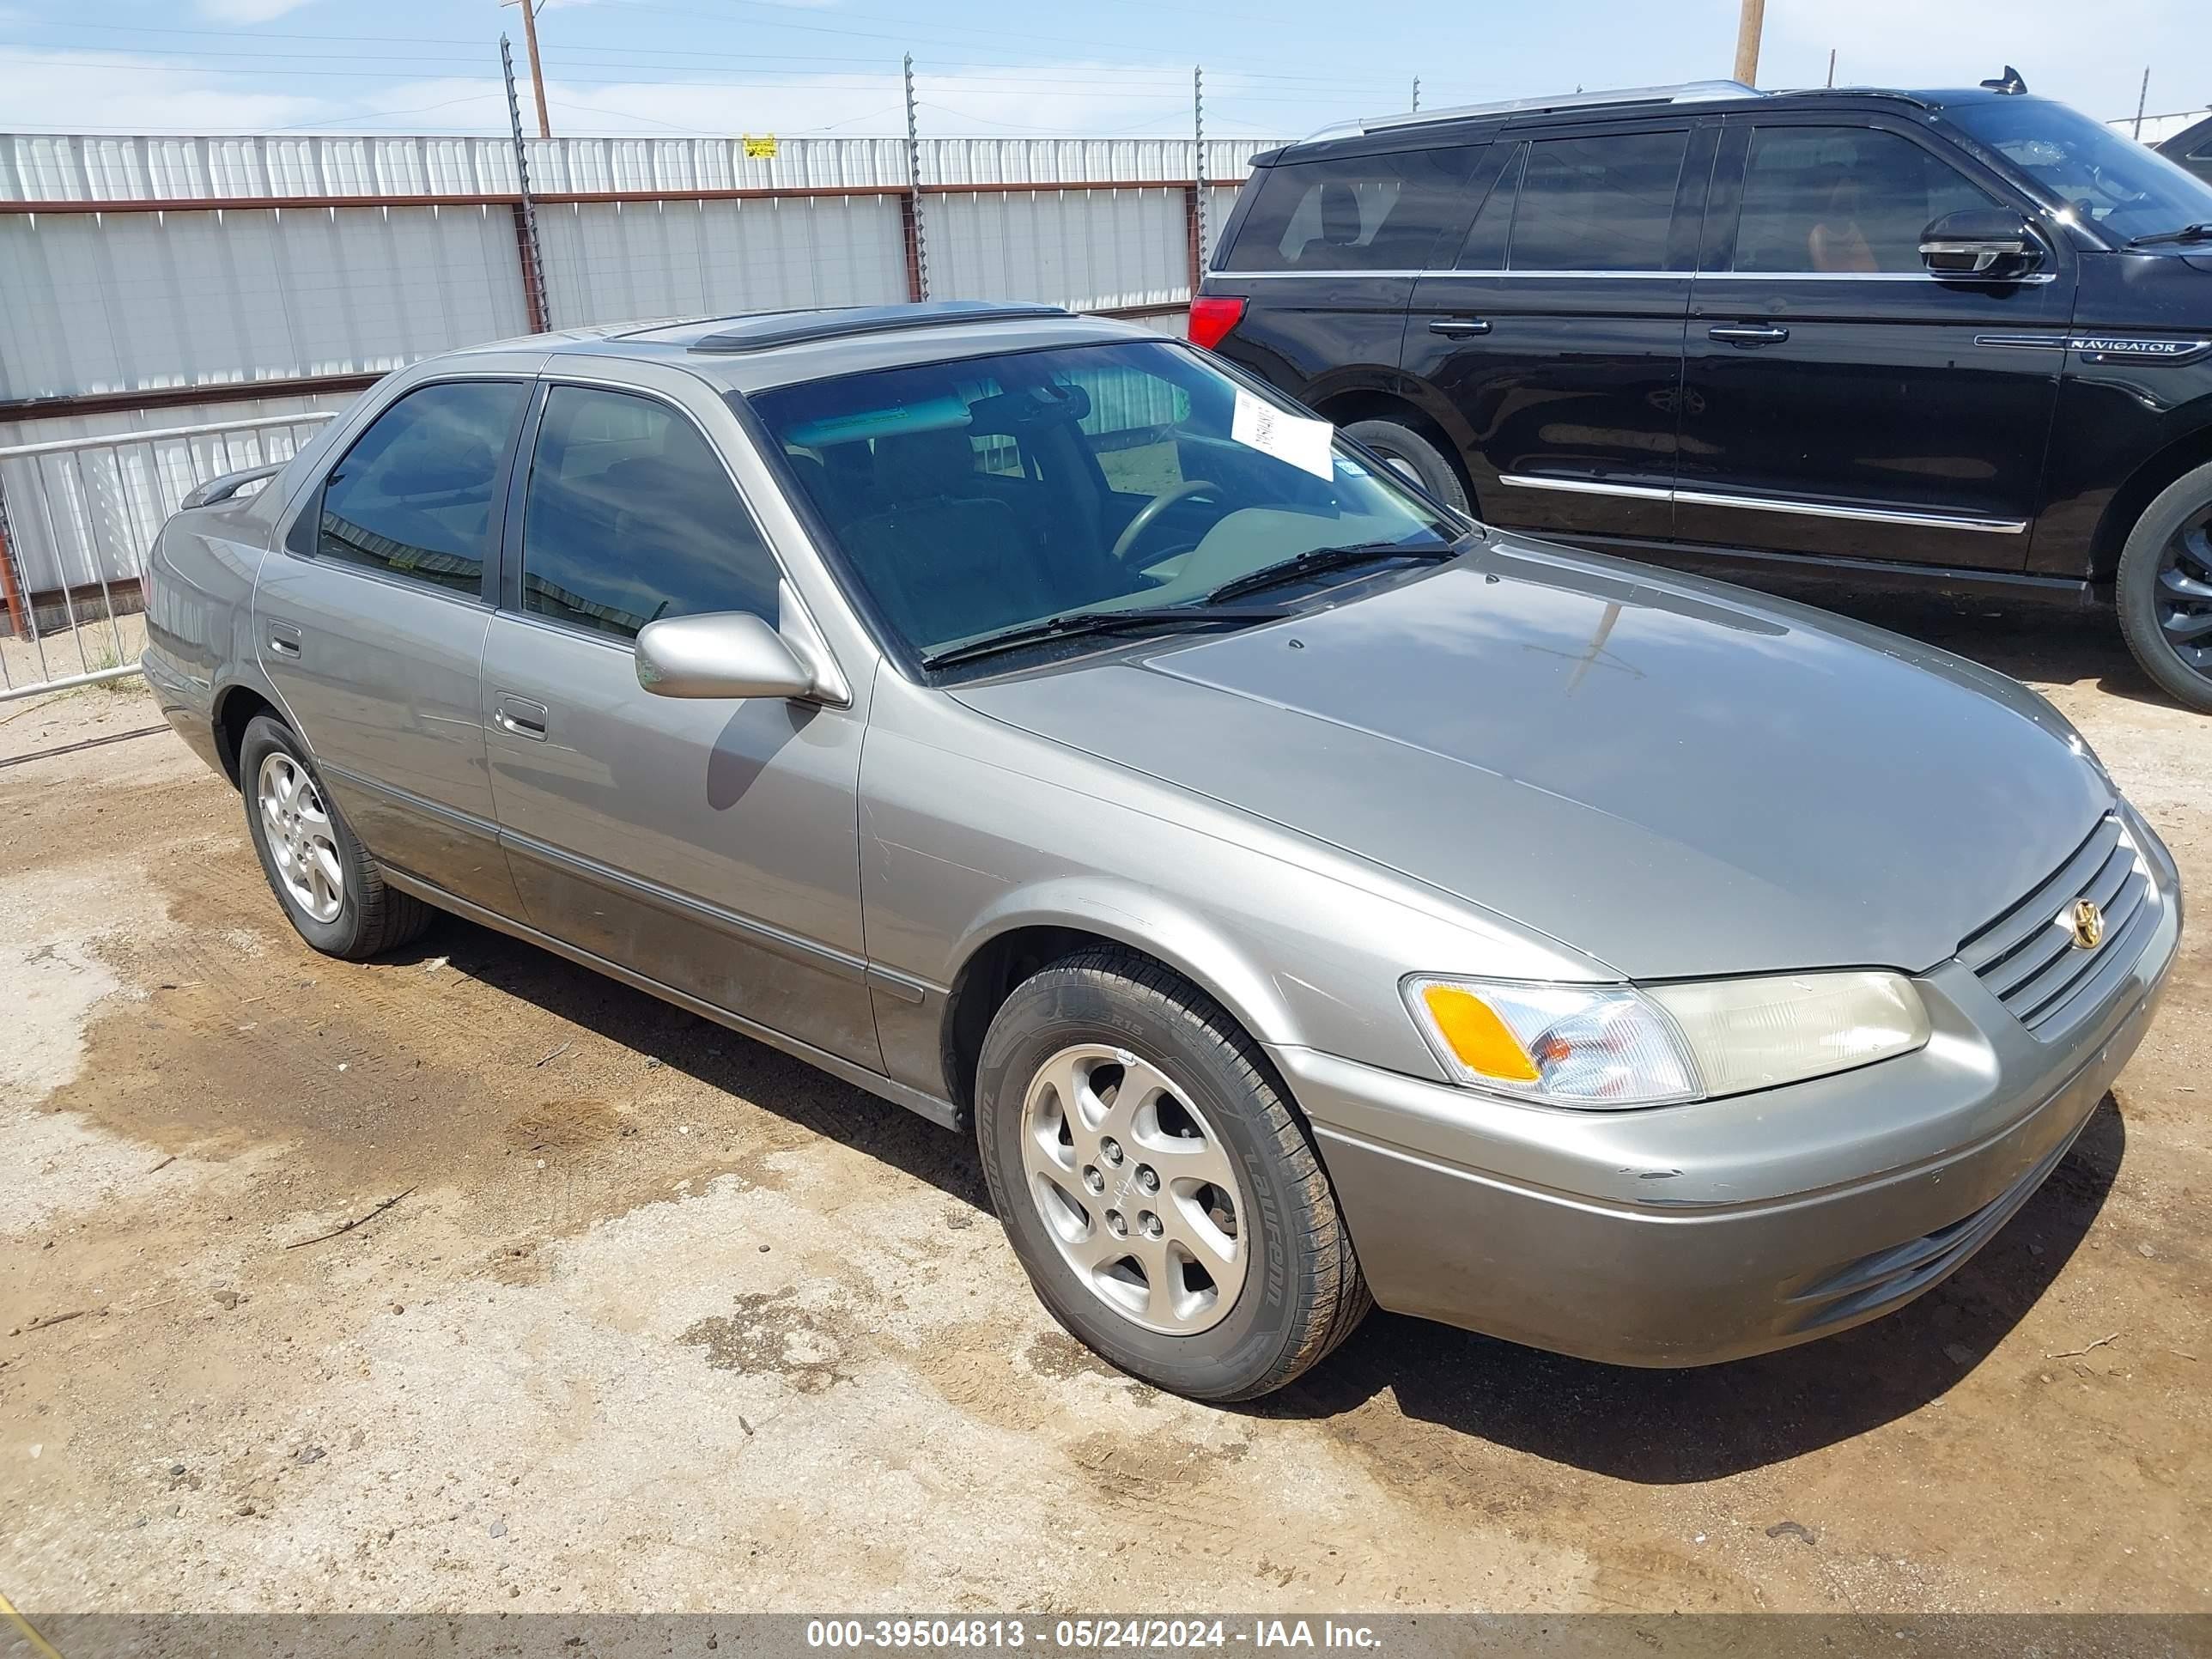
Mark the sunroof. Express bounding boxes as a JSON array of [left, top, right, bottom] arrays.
[[688, 301, 1070, 355]]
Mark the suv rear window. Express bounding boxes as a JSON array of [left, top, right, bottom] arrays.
[[1218, 148, 1476, 273], [1507, 131, 1689, 271]]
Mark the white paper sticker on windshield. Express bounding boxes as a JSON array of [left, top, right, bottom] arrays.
[[1231, 389, 1335, 482]]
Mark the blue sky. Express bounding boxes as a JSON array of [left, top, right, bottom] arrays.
[[1, 0, 2203, 140]]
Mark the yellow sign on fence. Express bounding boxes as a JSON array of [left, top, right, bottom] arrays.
[[743, 135, 779, 160]]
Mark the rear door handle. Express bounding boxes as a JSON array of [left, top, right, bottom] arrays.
[[266, 622, 302, 658], [1428, 317, 1492, 338], [495, 694, 549, 740], [1708, 324, 1790, 345]]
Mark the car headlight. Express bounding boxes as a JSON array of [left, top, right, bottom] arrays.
[[1403, 971, 1930, 1109]]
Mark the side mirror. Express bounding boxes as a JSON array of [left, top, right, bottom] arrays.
[[635, 611, 817, 701], [1919, 209, 2045, 281]]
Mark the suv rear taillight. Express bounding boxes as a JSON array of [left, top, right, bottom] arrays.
[[1188, 295, 1246, 351]]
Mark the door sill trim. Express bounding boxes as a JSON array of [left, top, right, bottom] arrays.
[[1548, 532, 2100, 604], [380, 868, 965, 1132], [1498, 472, 2027, 534]]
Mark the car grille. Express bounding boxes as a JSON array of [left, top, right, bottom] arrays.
[[1957, 814, 2157, 1040]]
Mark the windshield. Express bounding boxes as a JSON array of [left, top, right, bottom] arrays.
[[1944, 97, 2212, 243], [743, 339, 1460, 664]]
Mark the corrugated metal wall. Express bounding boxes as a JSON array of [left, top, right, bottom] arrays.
[[0, 133, 1275, 203], [539, 197, 908, 327], [0, 205, 531, 404], [0, 130, 1283, 597], [1, 131, 1279, 415]]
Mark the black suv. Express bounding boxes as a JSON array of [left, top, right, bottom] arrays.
[[1194, 76, 2212, 710], [2162, 113, 2212, 187]]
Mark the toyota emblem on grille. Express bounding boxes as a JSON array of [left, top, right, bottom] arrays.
[[2069, 898, 2106, 951]]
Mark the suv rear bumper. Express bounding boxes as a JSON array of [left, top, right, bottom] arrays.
[[1273, 830, 2180, 1367]]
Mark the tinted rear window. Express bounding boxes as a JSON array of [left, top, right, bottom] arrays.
[[1218, 147, 1479, 272], [1509, 131, 1689, 271]]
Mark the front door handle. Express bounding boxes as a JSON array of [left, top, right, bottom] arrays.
[[1428, 317, 1492, 338], [266, 622, 302, 659], [1708, 324, 1790, 345], [495, 694, 549, 741]]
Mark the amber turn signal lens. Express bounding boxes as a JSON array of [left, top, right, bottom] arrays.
[[1418, 983, 1540, 1083]]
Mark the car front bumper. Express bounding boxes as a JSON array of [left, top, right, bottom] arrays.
[[1275, 817, 2183, 1368]]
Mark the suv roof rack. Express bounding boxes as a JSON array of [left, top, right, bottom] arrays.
[[1301, 79, 1763, 143], [689, 300, 1070, 355]]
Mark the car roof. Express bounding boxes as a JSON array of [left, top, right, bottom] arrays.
[[1263, 80, 2041, 164], [432, 301, 1161, 395]]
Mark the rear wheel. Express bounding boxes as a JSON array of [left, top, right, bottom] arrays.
[[2116, 460, 2212, 714], [1340, 417, 1471, 515], [238, 714, 433, 959], [975, 948, 1370, 1401]]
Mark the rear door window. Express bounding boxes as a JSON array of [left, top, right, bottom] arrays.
[[1507, 131, 1690, 271], [518, 385, 780, 641], [314, 380, 526, 597], [1218, 147, 1479, 272], [1732, 125, 1999, 273]]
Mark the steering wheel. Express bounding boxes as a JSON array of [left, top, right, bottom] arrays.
[[1109, 479, 1218, 567]]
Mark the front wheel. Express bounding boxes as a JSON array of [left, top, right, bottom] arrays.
[[1340, 417, 1471, 515], [975, 949, 1370, 1401], [2116, 460, 2212, 714]]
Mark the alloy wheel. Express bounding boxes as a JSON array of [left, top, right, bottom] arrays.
[[1018, 1044, 1250, 1335], [257, 751, 344, 924], [2156, 501, 2212, 683]]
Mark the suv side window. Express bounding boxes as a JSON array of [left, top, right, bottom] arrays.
[[1217, 148, 1475, 272], [315, 380, 525, 597], [1509, 131, 1689, 270], [1734, 125, 1999, 274], [519, 385, 780, 641]]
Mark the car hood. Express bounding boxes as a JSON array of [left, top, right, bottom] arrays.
[[951, 539, 2115, 979]]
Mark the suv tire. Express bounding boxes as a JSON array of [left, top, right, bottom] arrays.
[[239, 714, 434, 959], [1341, 418, 1471, 515], [2116, 459, 2212, 714], [975, 948, 1370, 1401]]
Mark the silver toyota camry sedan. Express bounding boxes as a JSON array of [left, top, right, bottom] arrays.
[[143, 301, 2182, 1401]]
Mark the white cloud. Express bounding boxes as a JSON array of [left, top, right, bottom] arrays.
[[0, 48, 323, 132]]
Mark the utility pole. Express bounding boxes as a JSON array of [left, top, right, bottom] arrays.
[[1194, 66, 1208, 273], [1826, 48, 1837, 88], [501, 34, 550, 332], [1412, 76, 1421, 113], [902, 53, 929, 301], [501, 0, 551, 137], [2134, 67, 2151, 138], [1732, 0, 1765, 87]]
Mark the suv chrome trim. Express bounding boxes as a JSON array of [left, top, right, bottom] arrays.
[[1217, 267, 2054, 284], [1498, 473, 2028, 533]]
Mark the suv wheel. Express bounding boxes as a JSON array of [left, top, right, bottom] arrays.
[[974, 948, 1370, 1401], [1341, 418, 1470, 515], [238, 714, 434, 959], [2117, 459, 2212, 714]]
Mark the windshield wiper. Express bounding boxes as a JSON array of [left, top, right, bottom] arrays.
[[1204, 539, 1462, 605], [920, 604, 1294, 670], [2127, 222, 2212, 247]]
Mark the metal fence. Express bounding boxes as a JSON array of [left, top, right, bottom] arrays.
[[0, 412, 334, 702]]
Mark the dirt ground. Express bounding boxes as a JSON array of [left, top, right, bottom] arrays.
[[0, 593, 2206, 1620]]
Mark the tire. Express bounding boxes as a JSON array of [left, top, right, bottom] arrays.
[[975, 948, 1370, 1401], [238, 714, 434, 960], [1341, 417, 1471, 515], [2116, 459, 2212, 714]]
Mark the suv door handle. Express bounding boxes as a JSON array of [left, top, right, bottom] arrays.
[[495, 694, 549, 740], [1428, 317, 1492, 338], [1708, 324, 1790, 345], [266, 622, 302, 658]]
